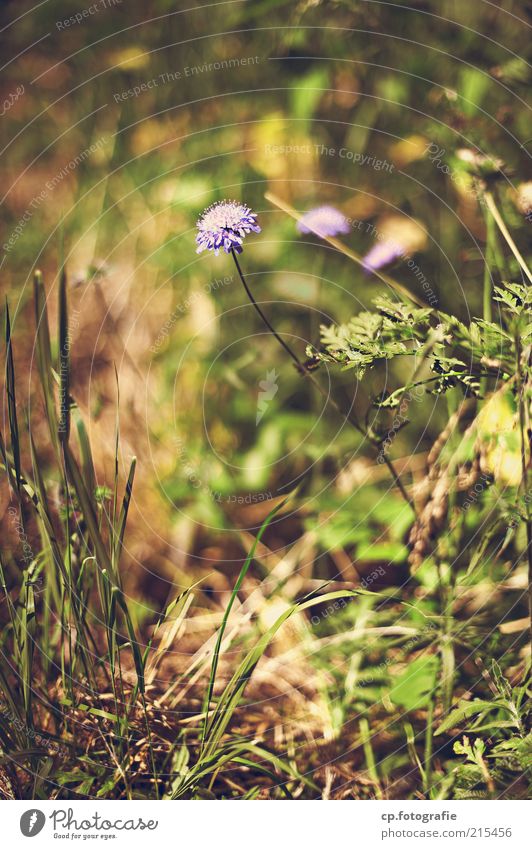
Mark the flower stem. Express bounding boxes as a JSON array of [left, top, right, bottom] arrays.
[[231, 249, 416, 514], [480, 199, 496, 398], [231, 250, 304, 373], [514, 328, 532, 657], [482, 207, 494, 326]]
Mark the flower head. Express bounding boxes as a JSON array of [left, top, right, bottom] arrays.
[[196, 200, 260, 255], [515, 181, 532, 218], [297, 205, 350, 238], [456, 148, 505, 180], [362, 239, 404, 273], [362, 215, 427, 273]]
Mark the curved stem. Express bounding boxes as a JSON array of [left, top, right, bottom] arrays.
[[231, 249, 416, 514], [231, 250, 304, 372]]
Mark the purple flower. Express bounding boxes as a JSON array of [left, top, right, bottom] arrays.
[[362, 216, 428, 273], [196, 200, 260, 255], [362, 239, 404, 273], [297, 205, 350, 238]]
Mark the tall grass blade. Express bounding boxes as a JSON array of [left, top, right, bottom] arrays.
[[75, 413, 96, 503], [201, 589, 358, 760], [62, 445, 145, 694], [58, 266, 70, 445], [113, 457, 136, 575], [201, 497, 289, 746], [33, 271, 58, 449], [4, 301, 21, 490]]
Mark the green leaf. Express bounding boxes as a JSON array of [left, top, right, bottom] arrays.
[[390, 655, 439, 710], [435, 699, 511, 736]]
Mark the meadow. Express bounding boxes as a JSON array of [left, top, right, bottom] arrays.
[[0, 0, 530, 800]]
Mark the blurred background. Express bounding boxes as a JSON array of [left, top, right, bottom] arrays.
[[1, 0, 532, 620]]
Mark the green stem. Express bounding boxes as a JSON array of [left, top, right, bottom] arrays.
[[514, 329, 532, 657], [480, 191, 497, 399], [359, 717, 383, 799], [424, 700, 434, 797], [141, 693, 159, 799], [482, 207, 494, 325]]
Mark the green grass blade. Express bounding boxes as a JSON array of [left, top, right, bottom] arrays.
[[114, 586, 145, 694], [4, 301, 21, 490], [62, 446, 145, 693], [20, 564, 37, 729], [201, 497, 289, 746], [202, 589, 358, 758], [58, 266, 70, 445], [75, 414, 97, 503], [28, 432, 68, 584], [113, 456, 136, 574], [33, 271, 58, 449], [62, 445, 113, 574]]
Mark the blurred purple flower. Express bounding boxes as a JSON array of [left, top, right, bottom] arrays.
[[362, 239, 404, 273], [196, 200, 260, 255], [362, 215, 428, 273], [297, 205, 350, 238]]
